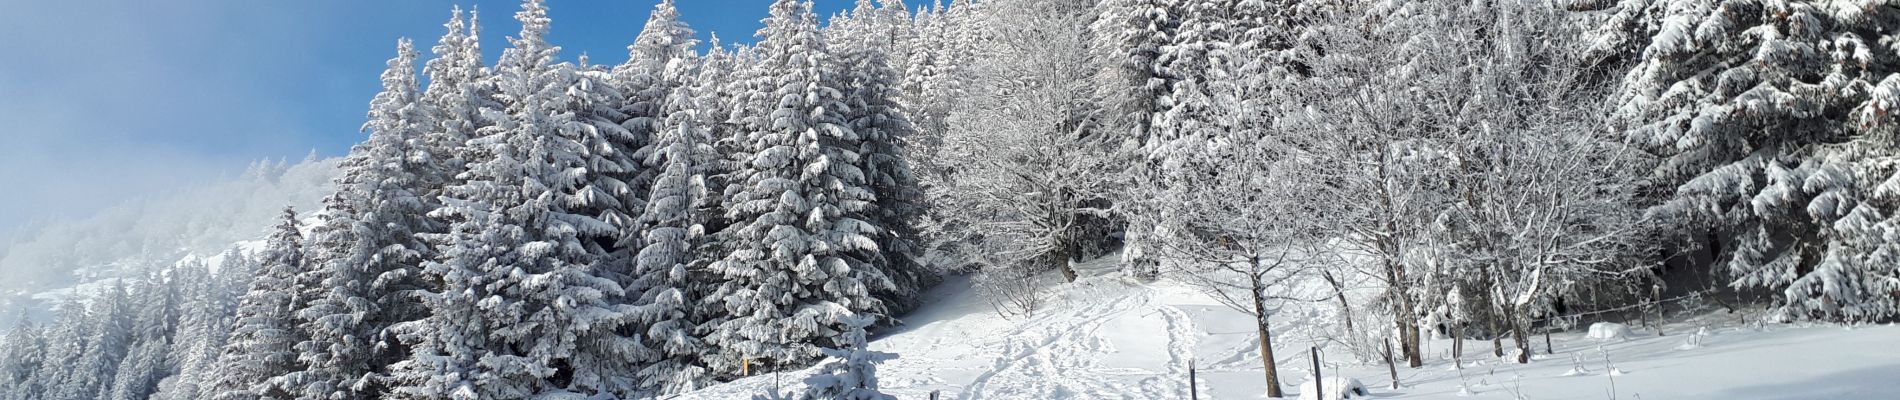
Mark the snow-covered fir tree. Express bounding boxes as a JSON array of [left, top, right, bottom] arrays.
[[615, 5, 727, 394], [52, 280, 134, 400], [1588, 0, 1900, 322], [420, 6, 496, 203], [108, 333, 173, 400], [614, 0, 698, 200], [547, 60, 645, 398], [28, 299, 91, 400], [105, 272, 183, 400], [707, 0, 894, 377], [1089, 0, 1175, 151], [153, 257, 245, 400], [391, 1, 639, 397], [209, 208, 309, 400], [290, 38, 439, 400], [0, 312, 44, 400], [832, 17, 933, 314], [797, 315, 895, 400], [628, 71, 722, 397]]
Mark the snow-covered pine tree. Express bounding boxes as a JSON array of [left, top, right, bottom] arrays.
[[105, 272, 183, 400], [152, 257, 243, 400], [717, 36, 773, 166], [209, 207, 308, 400], [614, 3, 726, 394], [1587, 0, 1900, 322], [572, 62, 645, 253], [108, 334, 172, 400], [125, 270, 183, 349], [384, 208, 508, 399], [290, 38, 439, 400], [610, 0, 702, 300], [1089, 0, 1175, 151], [695, 33, 735, 132], [421, 6, 497, 204], [833, 22, 933, 314], [707, 0, 893, 378], [797, 315, 895, 400], [53, 280, 135, 400], [1121, 0, 1254, 283], [28, 299, 89, 400], [396, 23, 497, 398], [0, 313, 44, 400], [899, 3, 983, 275], [614, 0, 698, 189], [824, 0, 887, 55], [938, 0, 984, 83], [901, 0, 978, 155], [627, 72, 721, 396], [1155, 0, 1242, 163], [689, 35, 744, 246], [899, 5, 945, 142], [392, 1, 638, 397], [829, 0, 914, 70], [550, 61, 645, 398]]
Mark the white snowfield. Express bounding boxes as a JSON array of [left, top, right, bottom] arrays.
[[688, 265, 1900, 399]]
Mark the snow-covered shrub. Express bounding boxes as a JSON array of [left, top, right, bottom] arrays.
[[799, 315, 896, 400], [1298, 376, 1367, 400], [975, 262, 1046, 319], [1587, 322, 1632, 340]]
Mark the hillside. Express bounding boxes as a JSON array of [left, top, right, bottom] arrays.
[[694, 257, 1900, 399], [0, 158, 337, 322]]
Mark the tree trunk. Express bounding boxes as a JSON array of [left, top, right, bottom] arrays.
[[1252, 275, 1285, 398], [1452, 322, 1464, 361], [1380, 244, 1421, 368], [1054, 240, 1077, 283], [1510, 308, 1530, 364], [1490, 312, 1504, 358], [1512, 307, 1527, 362]]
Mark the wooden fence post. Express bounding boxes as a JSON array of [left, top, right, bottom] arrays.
[[1311, 346, 1323, 399], [1189, 359, 1198, 400], [1653, 284, 1666, 336], [1384, 339, 1399, 390]]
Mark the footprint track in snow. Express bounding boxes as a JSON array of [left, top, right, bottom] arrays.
[[957, 284, 1150, 399]]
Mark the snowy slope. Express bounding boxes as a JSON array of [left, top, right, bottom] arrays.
[[0, 158, 338, 324], [688, 258, 1900, 399]]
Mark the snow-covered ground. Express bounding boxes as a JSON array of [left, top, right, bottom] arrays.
[[689, 258, 1900, 399]]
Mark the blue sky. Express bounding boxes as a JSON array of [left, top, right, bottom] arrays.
[[0, 0, 878, 234]]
